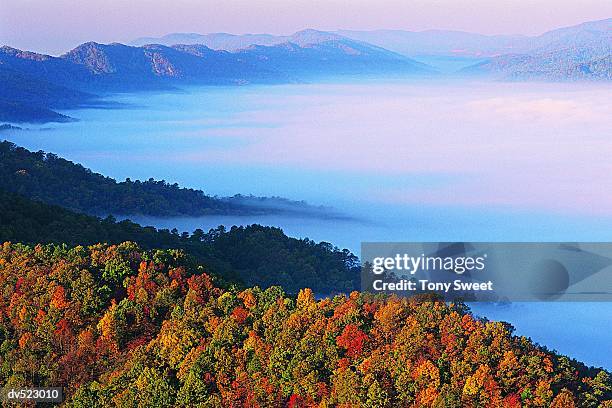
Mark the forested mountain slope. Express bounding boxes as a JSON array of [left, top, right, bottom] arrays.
[[0, 141, 341, 219], [0, 190, 359, 293], [0, 243, 609, 406]]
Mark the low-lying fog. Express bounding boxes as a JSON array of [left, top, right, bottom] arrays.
[[8, 79, 612, 225], [5, 78, 612, 368]]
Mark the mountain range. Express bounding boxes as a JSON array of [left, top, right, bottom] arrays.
[[133, 19, 610, 58], [131, 30, 346, 50], [135, 30, 529, 57], [133, 29, 529, 57], [134, 19, 610, 80], [0, 29, 429, 123]]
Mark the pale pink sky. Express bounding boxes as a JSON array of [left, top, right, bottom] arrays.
[[1, 0, 611, 55]]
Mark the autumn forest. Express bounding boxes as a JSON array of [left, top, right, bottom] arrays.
[[0, 242, 610, 406], [1, 9, 611, 405]]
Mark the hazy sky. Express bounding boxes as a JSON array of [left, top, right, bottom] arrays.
[[1, 0, 611, 54]]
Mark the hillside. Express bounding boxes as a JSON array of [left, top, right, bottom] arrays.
[[0, 189, 359, 293], [0, 64, 97, 122], [234, 30, 430, 76], [0, 101, 74, 123], [0, 141, 341, 219], [61, 42, 282, 87], [464, 52, 611, 81], [526, 18, 612, 53], [0, 242, 610, 406], [0, 45, 92, 88], [461, 18, 611, 81]]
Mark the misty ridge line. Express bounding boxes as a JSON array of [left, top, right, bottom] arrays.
[[0, 141, 353, 221], [0, 28, 430, 124], [130, 17, 611, 55]]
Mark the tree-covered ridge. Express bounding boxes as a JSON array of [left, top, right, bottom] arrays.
[[0, 141, 338, 218], [0, 242, 609, 407], [0, 190, 358, 294]]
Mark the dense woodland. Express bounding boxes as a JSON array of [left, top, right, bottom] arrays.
[[0, 141, 332, 218], [0, 243, 609, 407], [0, 190, 359, 294]]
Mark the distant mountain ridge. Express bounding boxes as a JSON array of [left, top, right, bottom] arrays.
[[131, 29, 380, 50], [132, 32, 284, 50], [343, 19, 611, 58], [139, 21, 608, 58], [0, 29, 431, 123], [526, 18, 611, 53], [59, 42, 284, 87], [63, 29, 428, 81], [461, 18, 611, 80], [129, 19, 611, 80]]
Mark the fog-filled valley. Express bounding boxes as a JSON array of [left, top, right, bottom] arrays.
[[5, 79, 612, 245], [3, 77, 612, 368]]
